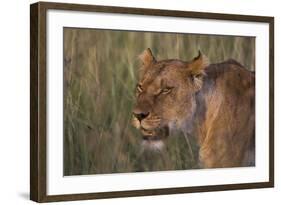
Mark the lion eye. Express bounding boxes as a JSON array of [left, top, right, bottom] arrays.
[[137, 84, 143, 93], [161, 87, 172, 94]]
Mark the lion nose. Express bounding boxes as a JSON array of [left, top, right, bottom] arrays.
[[133, 111, 149, 121]]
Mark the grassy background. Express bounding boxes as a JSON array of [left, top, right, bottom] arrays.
[[63, 28, 255, 176]]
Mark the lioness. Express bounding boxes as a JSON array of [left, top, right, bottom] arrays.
[[132, 48, 255, 168]]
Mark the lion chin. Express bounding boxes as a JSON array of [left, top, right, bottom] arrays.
[[141, 138, 165, 151], [140, 127, 169, 151]]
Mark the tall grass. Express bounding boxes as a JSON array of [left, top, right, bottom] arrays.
[[63, 28, 255, 175]]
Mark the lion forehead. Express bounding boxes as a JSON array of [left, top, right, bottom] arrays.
[[140, 62, 187, 86]]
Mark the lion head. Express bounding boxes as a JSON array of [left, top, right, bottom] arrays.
[[132, 48, 209, 150]]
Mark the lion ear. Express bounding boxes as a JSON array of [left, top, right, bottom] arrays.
[[139, 48, 156, 67], [189, 51, 209, 76], [189, 51, 209, 90]]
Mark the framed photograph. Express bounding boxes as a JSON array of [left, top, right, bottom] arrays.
[[30, 1, 274, 202]]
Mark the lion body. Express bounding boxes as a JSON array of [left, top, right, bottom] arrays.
[[132, 49, 255, 168]]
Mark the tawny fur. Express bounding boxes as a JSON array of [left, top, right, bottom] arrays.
[[132, 49, 255, 168]]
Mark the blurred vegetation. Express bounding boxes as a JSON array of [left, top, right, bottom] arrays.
[[63, 28, 255, 175]]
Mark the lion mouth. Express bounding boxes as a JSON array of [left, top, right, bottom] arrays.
[[140, 126, 169, 141]]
